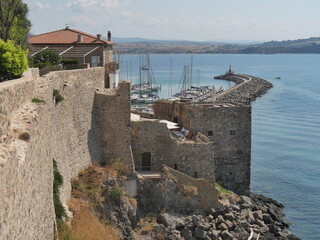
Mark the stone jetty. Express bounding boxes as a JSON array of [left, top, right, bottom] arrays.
[[214, 73, 273, 104]]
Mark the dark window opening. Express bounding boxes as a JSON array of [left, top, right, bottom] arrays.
[[194, 172, 198, 178], [208, 131, 213, 137], [230, 129, 236, 135], [174, 117, 179, 123], [174, 164, 178, 170], [141, 152, 151, 171], [105, 74, 111, 88]]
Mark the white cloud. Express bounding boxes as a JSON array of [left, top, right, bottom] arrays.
[[66, 0, 118, 11], [34, 1, 50, 10], [121, 10, 134, 18], [147, 16, 173, 27], [69, 16, 96, 26], [202, 19, 240, 28]]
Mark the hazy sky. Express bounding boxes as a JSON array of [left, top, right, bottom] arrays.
[[24, 0, 320, 42]]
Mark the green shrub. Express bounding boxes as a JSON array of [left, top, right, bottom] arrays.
[[53, 159, 67, 220], [31, 49, 61, 68], [61, 58, 79, 65], [53, 89, 64, 104], [56, 218, 72, 240], [47, 65, 63, 71], [32, 98, 45, 103], [109, 187, 125, 203], [0, 39, 28, 80], [215, 183, 232, 194]]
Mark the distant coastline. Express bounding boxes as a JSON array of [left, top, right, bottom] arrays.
[[115, 36, 320, 54]]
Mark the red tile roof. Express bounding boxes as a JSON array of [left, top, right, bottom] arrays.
[[29, 28, 115, 45]]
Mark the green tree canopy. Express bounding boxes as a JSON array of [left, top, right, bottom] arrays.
[[30, 49, 61, 68], [0, 0, 31, 46], [0, 39, 28, 80]]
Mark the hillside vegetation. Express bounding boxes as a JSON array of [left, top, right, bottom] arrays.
[[115, 37, 320, 54]]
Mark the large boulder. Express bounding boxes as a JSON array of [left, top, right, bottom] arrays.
[[221, 230, 233, 240], [253, 210, 263, 221], [181, 228, 193, 239], [157, 213, 185, 228], [224, 212, 235, 221], [195, 227, 208, 239], [262, 213, 272, 224], [210, 230, 220, 240]]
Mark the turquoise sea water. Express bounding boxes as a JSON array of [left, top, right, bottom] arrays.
[[120, 54, 320, 239]]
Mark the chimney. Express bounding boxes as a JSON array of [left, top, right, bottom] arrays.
[[97, 34, 101, 40], [77, 34, 83, 42], [107, 31, 111, 41]]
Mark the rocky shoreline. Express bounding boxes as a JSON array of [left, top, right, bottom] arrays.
[[72, 166, 300, 240], [214, 74, 273, 104], [140, 192, 300, 240]]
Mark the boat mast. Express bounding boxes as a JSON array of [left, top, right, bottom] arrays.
[[129, 60, 132, 82], [126, 61, 129, 80], [169, 58, 173, 98], [190, 55, 193, 87], [147, 55, 151, 88], [139, 55, 142, 96], [186, 65, 190, 91]]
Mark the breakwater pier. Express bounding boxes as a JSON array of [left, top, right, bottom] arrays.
[[214, 73, 273, 104]]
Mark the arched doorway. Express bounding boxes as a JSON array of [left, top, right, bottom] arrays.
[[141, 152, 151, 171]]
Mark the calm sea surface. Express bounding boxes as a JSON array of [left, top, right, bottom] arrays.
[[120, 54, 320, 239]]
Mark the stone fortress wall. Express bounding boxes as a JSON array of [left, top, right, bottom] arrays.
[[151, 73, 272, 194], [0, 69, 55, 240], [95, 82, 134, 170], [131, 119, 215, 182], [0, 68, 132, 239], [153, 101, 251, 194]]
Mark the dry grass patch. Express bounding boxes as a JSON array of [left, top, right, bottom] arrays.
[[110, 158, 131, 175], [128, 197, 137, 208], [71, 165, 111, 205], [180, 184, 198, 196], [134, 216, 157, 234], [68, 198, 120, 240], [69, 165, 132, 239]]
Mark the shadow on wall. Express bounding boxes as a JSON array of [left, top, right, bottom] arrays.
[[87, 93, 103, 165]]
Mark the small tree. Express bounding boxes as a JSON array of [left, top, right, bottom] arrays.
[[0, 39, 28, 81], [0, 0, 31, 46], [31, 49, 61, 68]]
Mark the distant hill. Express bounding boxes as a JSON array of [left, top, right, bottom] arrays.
[[111, 36, 231, 45], [113, 36, 320, 54], [238, 37, 320, 54], [112, 37, 160, 44]]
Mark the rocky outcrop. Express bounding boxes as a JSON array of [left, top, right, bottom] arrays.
[[103, 175, 137, 240], [214, 74, 273, 104], [141, 192, 300, 240]]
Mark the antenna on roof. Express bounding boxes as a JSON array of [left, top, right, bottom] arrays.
[[65, 23, 76, 29]]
